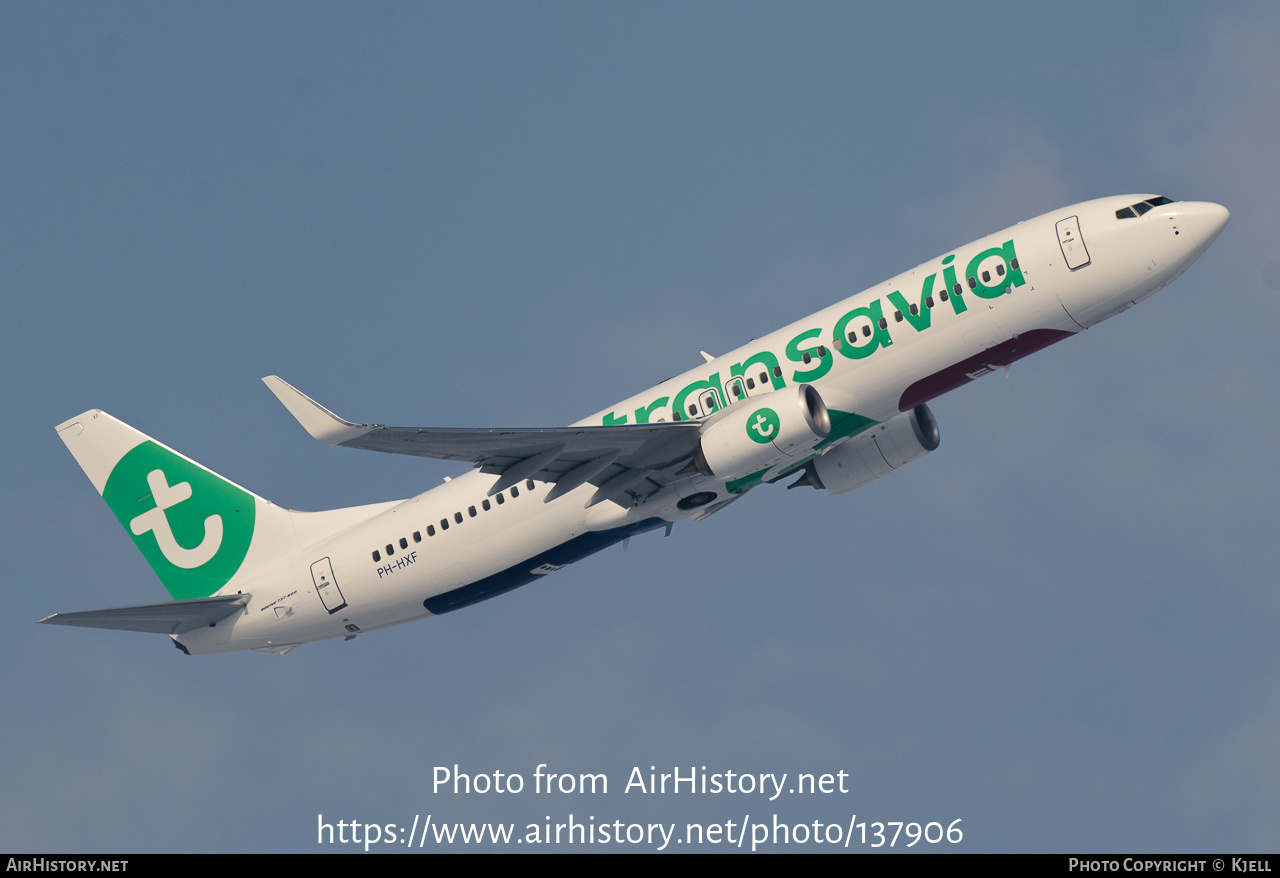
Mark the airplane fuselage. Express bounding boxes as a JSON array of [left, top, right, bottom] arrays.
[[56, 195, 1230, 655]]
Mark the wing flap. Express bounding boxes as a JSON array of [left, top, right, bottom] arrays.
[[38, 594, 251, 635]]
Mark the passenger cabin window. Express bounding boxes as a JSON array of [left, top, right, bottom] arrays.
[[372, 550, 381, 562], [399, 537, 408, 549]]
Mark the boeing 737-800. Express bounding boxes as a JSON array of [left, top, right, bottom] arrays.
[[42, 194, 1229, 655]]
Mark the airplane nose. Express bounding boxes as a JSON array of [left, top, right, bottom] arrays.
[[1177, 201, 1230, 253]]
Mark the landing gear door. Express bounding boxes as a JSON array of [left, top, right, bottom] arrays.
[[1056, 216, 1091, 270], [311, 557, 347, 614]]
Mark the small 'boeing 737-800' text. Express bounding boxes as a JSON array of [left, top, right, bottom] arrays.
[[43, 195, 1229, 654]]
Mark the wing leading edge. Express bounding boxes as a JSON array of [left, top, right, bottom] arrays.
[[262, 376, 703, 508]]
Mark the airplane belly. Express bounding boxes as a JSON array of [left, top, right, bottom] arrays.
[[423, 517, 667, 615], [897, 327, 1077, 411]]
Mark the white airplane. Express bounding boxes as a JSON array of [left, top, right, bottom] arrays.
[[42, 195, 1228, 655]]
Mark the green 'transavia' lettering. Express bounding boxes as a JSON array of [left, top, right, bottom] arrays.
[[833, 298, 893, 360], [967, 240, 1026, 300], [610, 239, 1023, 427], [885, 273, 936, 333], [672, 375, 722, 421], [786, 328, 832, 383], [941, 254, 968, 315]]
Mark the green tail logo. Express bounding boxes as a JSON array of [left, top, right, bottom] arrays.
[[102, 441, 256, 600]]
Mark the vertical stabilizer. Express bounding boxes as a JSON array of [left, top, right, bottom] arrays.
[[57, 410, 293, 601]]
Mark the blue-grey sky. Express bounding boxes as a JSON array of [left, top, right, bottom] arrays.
[[4, 2, 1278, 852]]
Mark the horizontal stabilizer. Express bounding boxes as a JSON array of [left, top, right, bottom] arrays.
[[38, 593, 251, 635]]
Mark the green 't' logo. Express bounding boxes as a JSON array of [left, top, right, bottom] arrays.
[[102, 441, 256, 600], [747, 408, 781, 444]]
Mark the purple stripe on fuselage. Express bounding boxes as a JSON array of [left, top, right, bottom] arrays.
[[898, 328, 1076, 412]]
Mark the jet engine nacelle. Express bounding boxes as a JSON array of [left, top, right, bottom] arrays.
[[696, 384, 831, 479], [790, 404, 939, 495]]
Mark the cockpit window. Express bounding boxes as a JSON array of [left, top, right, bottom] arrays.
[[1116, 196, 1173, 219]]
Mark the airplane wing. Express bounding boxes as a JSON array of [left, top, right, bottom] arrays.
[[263, 376, 704, 507], [38, 593, 251, 635]]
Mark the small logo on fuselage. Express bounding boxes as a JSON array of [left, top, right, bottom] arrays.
[[748, 408, 781, 444]]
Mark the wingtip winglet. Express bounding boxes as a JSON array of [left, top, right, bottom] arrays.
[[262, 376, 375, 446]]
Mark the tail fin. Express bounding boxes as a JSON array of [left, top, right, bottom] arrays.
[[56, 410, 290, 601]]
